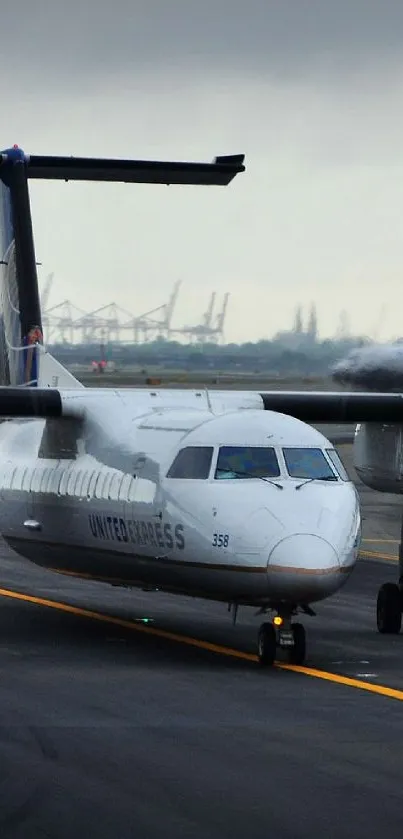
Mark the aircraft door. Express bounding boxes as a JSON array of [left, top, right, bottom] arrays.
[[122, 455, 161, 554]]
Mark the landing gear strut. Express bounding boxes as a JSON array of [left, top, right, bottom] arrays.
[[376, 514, 403, 635], [257, 607, 306, 667]]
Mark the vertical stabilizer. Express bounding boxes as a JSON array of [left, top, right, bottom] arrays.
[[0, 146, 42, 385], [0, 145, 245, 388]]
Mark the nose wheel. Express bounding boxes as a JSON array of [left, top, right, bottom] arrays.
[[257, 619, 306, 667]]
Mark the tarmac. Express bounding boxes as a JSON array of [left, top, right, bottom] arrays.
[[1, 444, 403, 838]]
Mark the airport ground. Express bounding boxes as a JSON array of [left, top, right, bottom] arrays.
[[1, 443, 403, 837], [77, 369, 337, 390]]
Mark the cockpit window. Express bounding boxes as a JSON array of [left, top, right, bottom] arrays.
[[167, 446, 213, 479], [215, 446, 280, 479], [325, 449, 350, 481], [282, 447, 338, 480]]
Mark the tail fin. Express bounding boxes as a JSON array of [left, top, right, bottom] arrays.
[[0, 146, 42, 386], [0, 145, 244, 388]]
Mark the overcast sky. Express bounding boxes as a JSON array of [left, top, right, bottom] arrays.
[[1, 0, 403, 343]]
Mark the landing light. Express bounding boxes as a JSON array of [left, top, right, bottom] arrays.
[[273, 616, 283, 627]]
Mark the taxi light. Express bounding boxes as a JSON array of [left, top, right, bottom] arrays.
[[273, 616, 283, 627]]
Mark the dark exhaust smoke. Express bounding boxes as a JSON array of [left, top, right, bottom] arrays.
[[332, 344, 403, 391]]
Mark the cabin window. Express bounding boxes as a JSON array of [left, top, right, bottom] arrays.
[[325, 449, 350, 481], [167, 447, 213, 479], [215, 446, 280, 479], [282, 448, 338, 481]]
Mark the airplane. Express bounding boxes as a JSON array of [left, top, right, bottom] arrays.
[[0, 145, 401, 669]]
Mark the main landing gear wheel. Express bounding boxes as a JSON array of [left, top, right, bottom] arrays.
[[258, 622, 277, 666], [288, 623, 306, 665], [377, 583, 402, 634]]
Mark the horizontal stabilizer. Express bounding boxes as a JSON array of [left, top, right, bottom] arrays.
[[25, 153, 245, 186], [259, 391, 403, 422]]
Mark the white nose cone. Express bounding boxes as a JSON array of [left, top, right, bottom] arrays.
[[268, 534, 339, 573]]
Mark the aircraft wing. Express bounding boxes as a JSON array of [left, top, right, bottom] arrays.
[[259, 391, 403, 422], [1, 387, 403, 423], [0, 388, 63, 418]]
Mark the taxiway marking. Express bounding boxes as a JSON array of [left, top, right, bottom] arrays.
[[359, 549, 398, 562], [362, 539, 399, 544], [1, 586, 403, 702]]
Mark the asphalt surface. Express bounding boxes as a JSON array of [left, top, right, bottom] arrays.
[[1, 445, 403, 837]]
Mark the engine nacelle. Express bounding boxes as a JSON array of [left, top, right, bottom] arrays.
[[353, 423, 403, 493]]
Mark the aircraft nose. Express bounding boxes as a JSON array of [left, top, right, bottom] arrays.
[[268, 534, 339, 572], [267, 534, 341, 602]]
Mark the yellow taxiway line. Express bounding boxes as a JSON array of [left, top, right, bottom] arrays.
[[361, 539, 399, 543], [1, 586, 403, 702], [359, 549, 399, 562]]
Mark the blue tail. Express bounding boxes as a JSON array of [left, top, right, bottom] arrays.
[[0, 146, 42, 386]]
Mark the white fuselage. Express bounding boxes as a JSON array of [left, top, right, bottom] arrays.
[[0, 391, 361, 608]]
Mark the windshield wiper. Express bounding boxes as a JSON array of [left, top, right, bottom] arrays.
[[215, 468, 283, 489], [295, 476, 337, 490]]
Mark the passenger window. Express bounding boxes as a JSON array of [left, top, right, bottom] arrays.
[[167, 447, 213, 479]]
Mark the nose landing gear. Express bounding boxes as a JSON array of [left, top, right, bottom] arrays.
[[257, 608, 307, 667]]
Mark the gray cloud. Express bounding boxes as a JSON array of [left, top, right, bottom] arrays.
[[2, 1, 403, 344], [1, 0, 403, 88]]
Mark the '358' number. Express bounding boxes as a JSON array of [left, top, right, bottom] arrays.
[[212, 533, 229, 547]]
